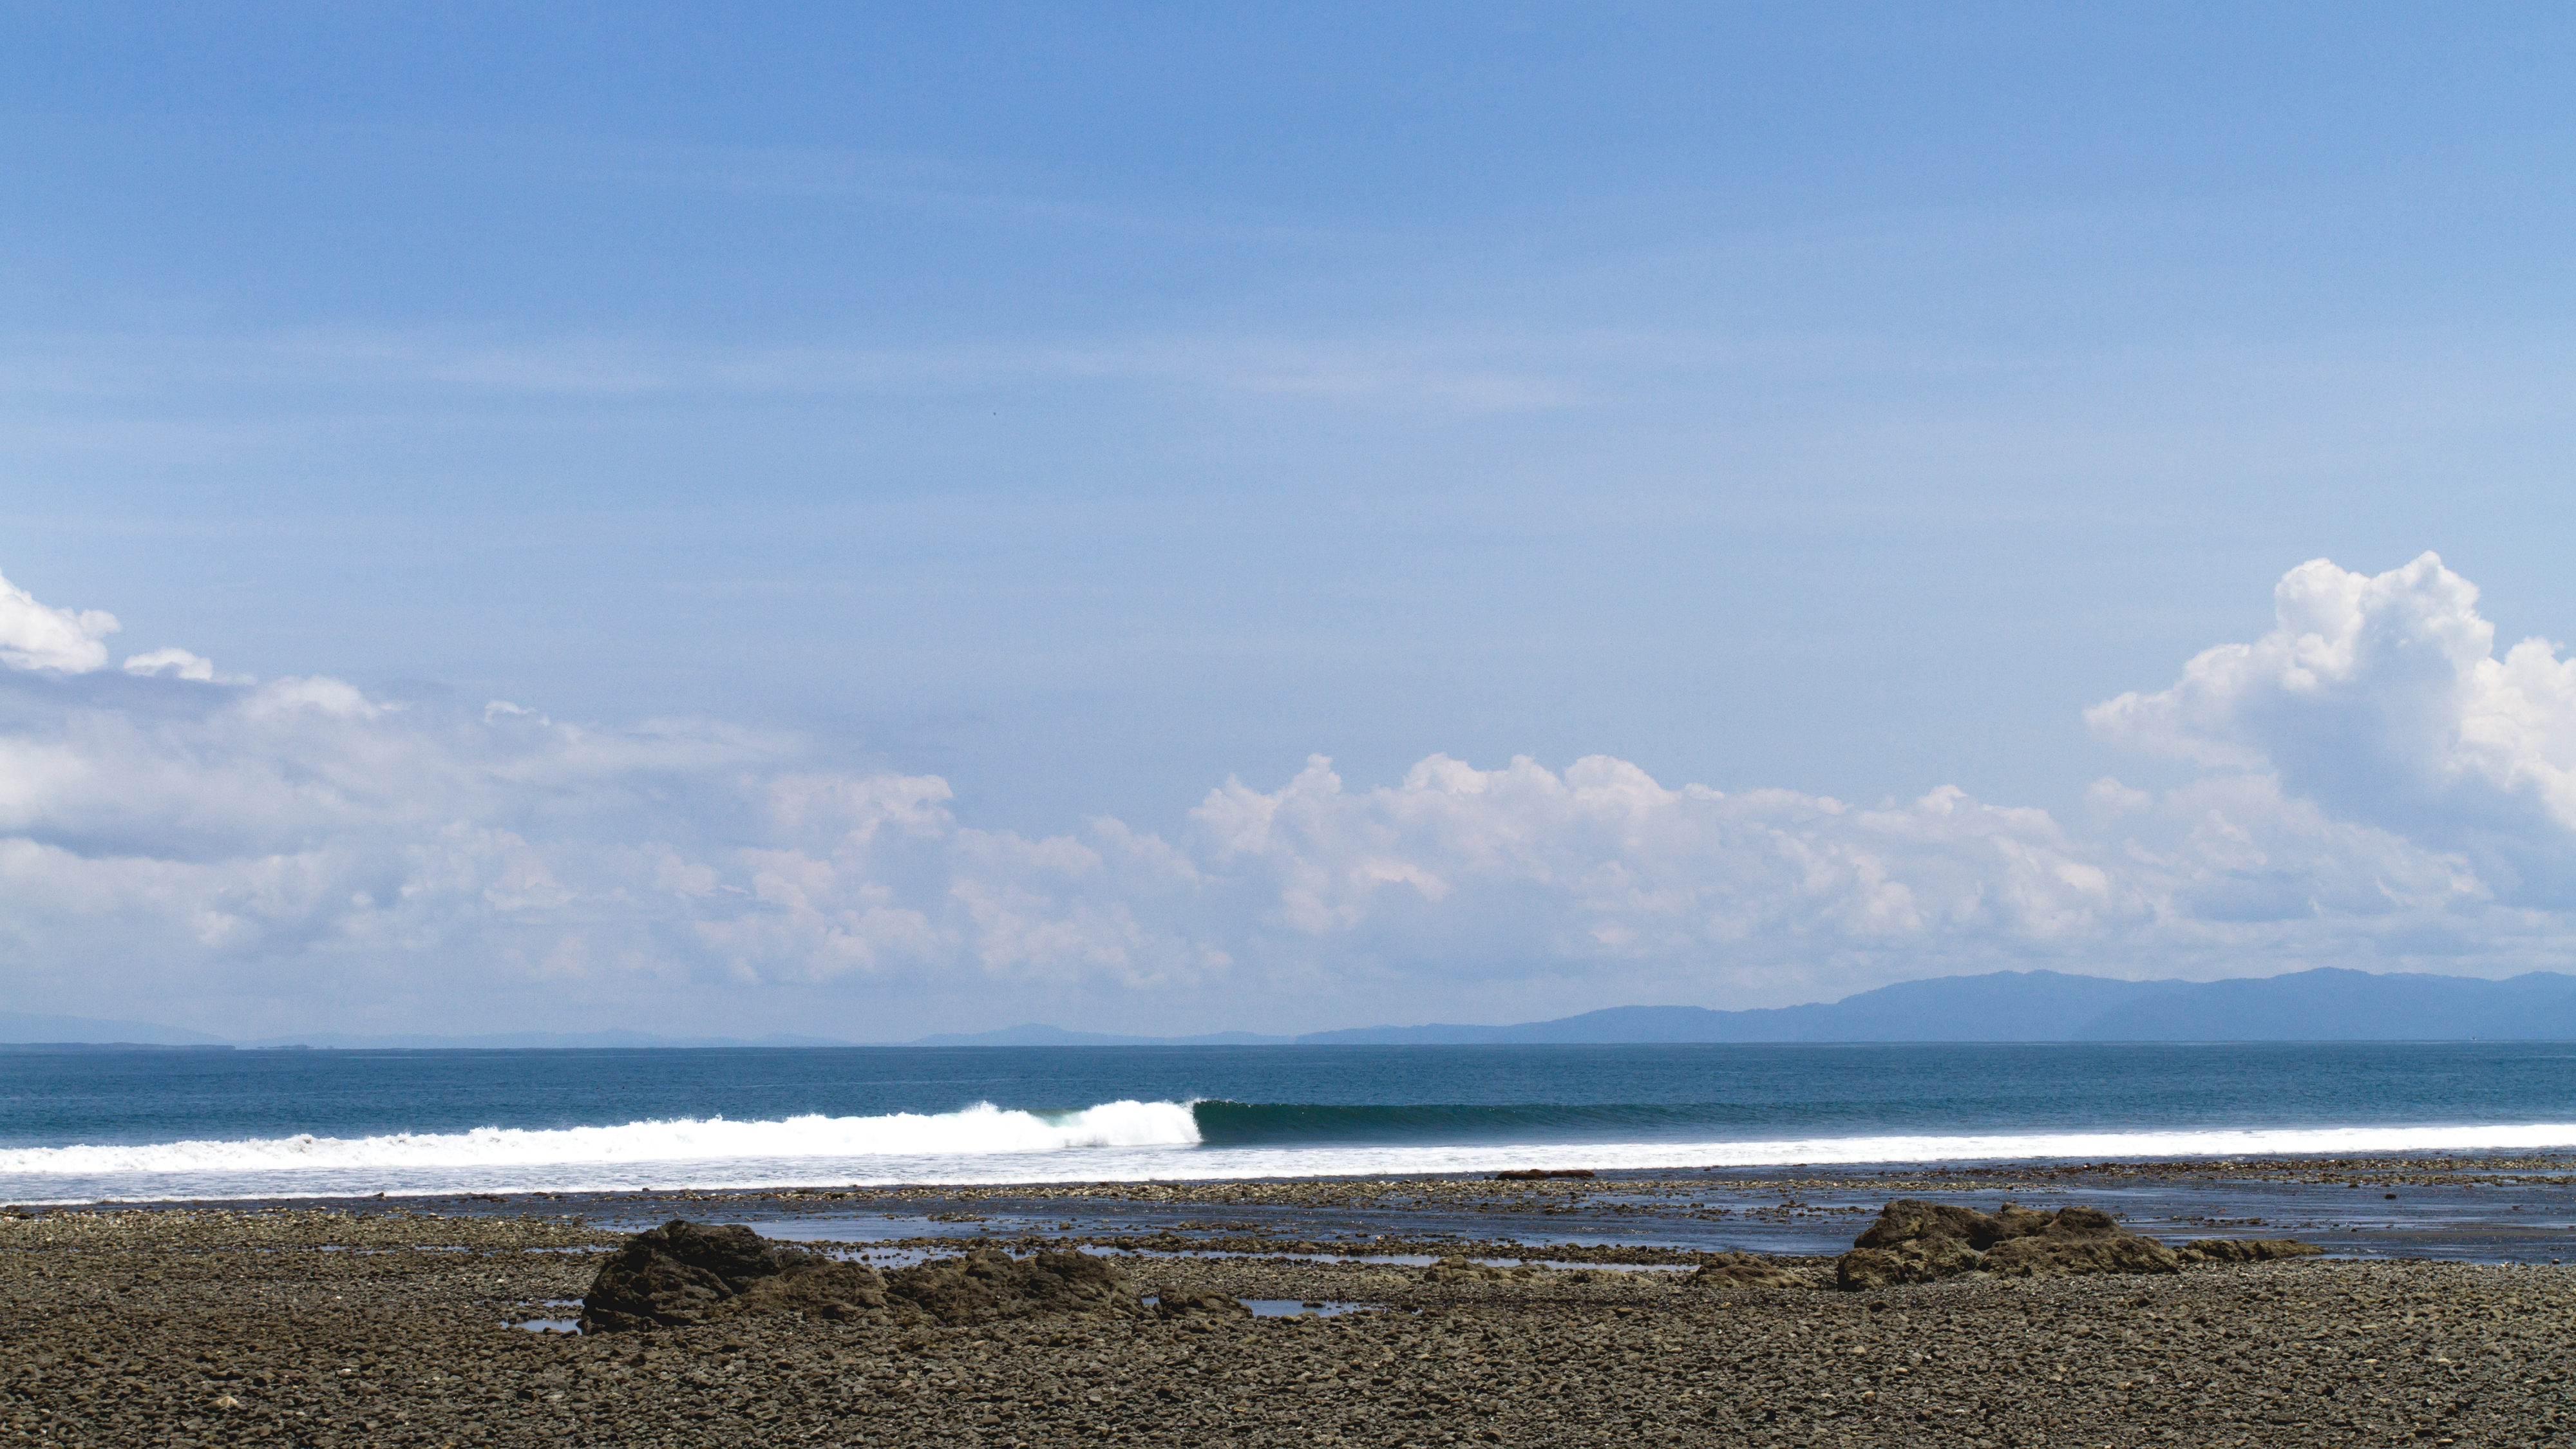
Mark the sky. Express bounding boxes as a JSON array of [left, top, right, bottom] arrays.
[[4, 4, 2575, 1039]]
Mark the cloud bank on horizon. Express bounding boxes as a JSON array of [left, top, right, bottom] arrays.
[[2, 552, 2570, 1039]]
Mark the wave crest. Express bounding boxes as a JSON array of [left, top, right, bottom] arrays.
[[0, 1099, 1202, 1175]]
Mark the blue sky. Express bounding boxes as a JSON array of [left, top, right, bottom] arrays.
[[5, 5, 2575, 1038]]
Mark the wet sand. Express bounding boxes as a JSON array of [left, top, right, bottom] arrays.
[[408, 1151, 2576, 1265], [8, 1157, 2576, 1446]]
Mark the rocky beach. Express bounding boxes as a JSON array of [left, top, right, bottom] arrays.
[[7, 1160, 2575, 1446]]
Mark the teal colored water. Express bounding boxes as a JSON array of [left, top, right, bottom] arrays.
[[3, 1042, 2573, 1203]]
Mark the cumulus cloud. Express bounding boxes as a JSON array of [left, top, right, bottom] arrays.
[[1180, 751, 2538, 1005], [0, 628, 1245, 1034], [122, 647, 225, 681], [2087, 552, 2576, 900], [0, 569, 118, 672], [1195, 754, 2113, 950], [0, 556, 2571, 1037], [2088, 553, 2576, 815]]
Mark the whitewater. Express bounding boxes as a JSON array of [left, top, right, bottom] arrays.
[[6, 1098, 2575, 1204]]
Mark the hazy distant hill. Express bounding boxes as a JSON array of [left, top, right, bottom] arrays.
[[916, 968, 2576, 1046], [1295, 970, 2176, 1044], [20, 967, 2576, 1048], [905, 1024, 1288, 1047]]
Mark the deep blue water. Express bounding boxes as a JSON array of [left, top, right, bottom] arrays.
[[11, 1041, 2576, 1146], [3, 1042, 2572, 1202]]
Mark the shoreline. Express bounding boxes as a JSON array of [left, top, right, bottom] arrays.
[[20, 1146, 2576, 1196], [14, 1151, 2576, 1267]]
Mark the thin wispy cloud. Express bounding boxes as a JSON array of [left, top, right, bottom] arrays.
[[0, 327, 1615, 414]]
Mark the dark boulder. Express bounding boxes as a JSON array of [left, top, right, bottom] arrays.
[[580, 1219, 823, 1332]]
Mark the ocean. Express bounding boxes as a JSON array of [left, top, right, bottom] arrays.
[[5, 1041, 2575, 1206]]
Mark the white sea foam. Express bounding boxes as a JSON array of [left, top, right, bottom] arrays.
[[3, 1112, 2571, 1204], [0, 1099, 1200, 1177]]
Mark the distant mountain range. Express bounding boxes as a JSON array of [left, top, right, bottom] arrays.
[[908, 968, 2576, 1046], [14, 967, 2576, 1048]]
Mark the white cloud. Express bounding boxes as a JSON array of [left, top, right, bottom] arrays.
[[0, 556, 2571, 1037], [2088, 553, 2576, 828], [1179, 751, 2534, 1006], [0, 569, 118, 673], [122, 647, 229, 682]]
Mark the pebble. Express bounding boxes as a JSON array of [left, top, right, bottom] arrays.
[[5, 1202, 2571, 1444]]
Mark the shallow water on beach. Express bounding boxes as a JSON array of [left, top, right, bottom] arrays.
[[551, 1157, 2576, 1266]]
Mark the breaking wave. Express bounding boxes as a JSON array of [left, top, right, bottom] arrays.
[[4, 1097, 2572, 1202], [0, 1099, 1201, 1176]]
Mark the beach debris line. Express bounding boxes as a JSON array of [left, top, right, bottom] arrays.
[[1490, 1169, 1595, 1180], [580, 1219, 1173, 1332]]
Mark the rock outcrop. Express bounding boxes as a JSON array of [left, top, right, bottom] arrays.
[[1979, 1206, 2182, 1279], [580, 1220, 1142, 1332], [1835, 1200, 2180, 1289], [2178, 1238, 2327, 1264], [879, 1244, 1143, 1325], [1154, 1290, 1253, 1320], [1421, 1255, 1537, 1284], [1687, 1252, 1815, 1290], [580, 1220, 824, 1332]]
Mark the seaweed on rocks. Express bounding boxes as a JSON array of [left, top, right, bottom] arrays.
[[1835, 1200, 2195, 1289], [1686, 1251, 1817, 1290], [878, 1244, 1143, 1325], [580, 1220, 1144, 1332], [580, 1220, 822, 1331], [1419, 1255, 1538, 1285], [1978, 1206, 2184, 1279], [1153, 1289, 1253, 1320], [2177, 1236, 2327, 1264], [1832, 1199, 2333, 1290]]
